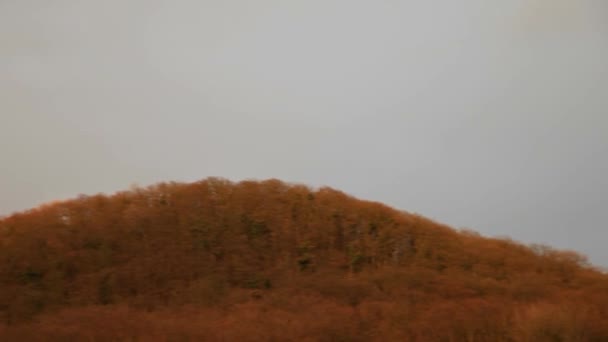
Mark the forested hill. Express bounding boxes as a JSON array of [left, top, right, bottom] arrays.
[[1, 178, 607, 341]]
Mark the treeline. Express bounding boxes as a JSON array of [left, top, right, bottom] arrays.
[[0, 178, 607, 341]]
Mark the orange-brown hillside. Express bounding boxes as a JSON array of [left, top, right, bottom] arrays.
[[1, 178, 607, 341]]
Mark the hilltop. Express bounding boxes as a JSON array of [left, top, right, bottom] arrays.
[[1, 178, 607, 341]]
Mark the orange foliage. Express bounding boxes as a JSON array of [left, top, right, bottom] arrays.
[[0, 178, 607, 340]]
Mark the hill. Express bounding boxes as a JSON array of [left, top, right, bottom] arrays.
[[1, 178, 607, 341]]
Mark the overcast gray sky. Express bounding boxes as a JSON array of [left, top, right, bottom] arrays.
[[1, 1, 607, 265]]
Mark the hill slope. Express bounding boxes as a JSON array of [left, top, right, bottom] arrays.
[[1, 178, 607, 341]]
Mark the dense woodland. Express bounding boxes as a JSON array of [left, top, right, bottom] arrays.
[[0, 178, 607, 341]]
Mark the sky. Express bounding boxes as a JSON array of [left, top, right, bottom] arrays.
[[1, 1, 607, 265]]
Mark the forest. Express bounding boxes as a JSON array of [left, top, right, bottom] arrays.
[[0, 178, 607, 341]]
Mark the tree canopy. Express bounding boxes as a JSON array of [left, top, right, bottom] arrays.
[[1, 178, 607, 341]]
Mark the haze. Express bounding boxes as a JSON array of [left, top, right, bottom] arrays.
[[1, 1, 607, 265]]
